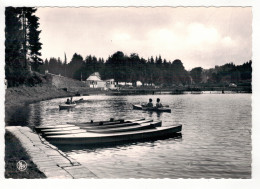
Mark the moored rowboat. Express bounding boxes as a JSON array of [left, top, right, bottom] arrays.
[[79, 119, 153, 129], [87, 121, 162, 133], [35, 118, 148, 132], [46, 124, 182, 145], [40, 126, 81, 132], [67, 118, 145, 126], [43, 129, 88, 136]]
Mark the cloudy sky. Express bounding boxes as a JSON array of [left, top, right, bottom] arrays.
[[36, 7, 252, 70]]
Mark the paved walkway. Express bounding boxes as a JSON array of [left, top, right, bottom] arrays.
[[6, 126, 98, 179]]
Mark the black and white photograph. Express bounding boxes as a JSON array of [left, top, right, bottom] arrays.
[[1, 0, 259, 186]]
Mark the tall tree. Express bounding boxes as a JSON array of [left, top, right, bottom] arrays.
[[5, 7, 42, 86], [26, 7, 42, 71]]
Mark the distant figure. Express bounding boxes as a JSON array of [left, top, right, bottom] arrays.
[[156, 98, 163, 108], [70, 97, 73, 104], [147, 98, 153, 107], [65, 98, 70, 104]]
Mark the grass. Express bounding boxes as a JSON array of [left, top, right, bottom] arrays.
[[5, 131, 46, 179]]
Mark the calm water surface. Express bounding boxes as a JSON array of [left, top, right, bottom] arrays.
[[7, 94, 251, 178]]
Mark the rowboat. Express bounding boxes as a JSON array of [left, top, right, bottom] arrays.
[[43, 129, 88, 136], [46, 124, 182, 145], [78, 119, 153, 129], [87, 121, 162, 133], [40, 126, 81, 132], [132, 104, 171, 113], [43, 121, 161, 136], [67, 118, 145, 126], [35, 118, 147, 132], [74, 98, 89, 104], [59, 103, 76, 110]]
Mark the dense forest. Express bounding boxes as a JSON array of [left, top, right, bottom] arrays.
[[5, 7, 252, 89], [39, 51, 252, 87]]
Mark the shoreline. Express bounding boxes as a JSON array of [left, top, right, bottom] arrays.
[[4, 85, 74, 178], [4, 85, 101, 178], [5, 126, 97, 179]]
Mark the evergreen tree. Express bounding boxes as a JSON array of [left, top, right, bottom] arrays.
[[5, 7, 42, 86]]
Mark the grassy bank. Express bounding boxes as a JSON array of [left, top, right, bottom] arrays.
[[4, 85, 73, 178], [5, 131, 46, 178], [5, 85, 75, 124], [5, 84, 74, 107]]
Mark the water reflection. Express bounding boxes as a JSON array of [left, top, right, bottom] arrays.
[[28, 103, 43, 128], [5, 105, 30, 126]]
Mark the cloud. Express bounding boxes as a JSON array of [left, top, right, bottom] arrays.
[[36, 7, 252, 70]]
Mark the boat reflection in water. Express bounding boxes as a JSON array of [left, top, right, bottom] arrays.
[[57, 132, 182, 152]]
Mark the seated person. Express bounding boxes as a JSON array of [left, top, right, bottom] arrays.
[[156, 98, 163, 108], [147, 98, 153, 107], [65, 98, 70, 104]]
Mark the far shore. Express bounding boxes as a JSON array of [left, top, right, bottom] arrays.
[[5, 84, 251, 125]]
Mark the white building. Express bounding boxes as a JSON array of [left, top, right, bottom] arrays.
[[229, 83, 237, 87], [105, 79, 116, 90], [86, 72, 116, 90], [86, 72, 102, 88], [136, 81, 142, 87]]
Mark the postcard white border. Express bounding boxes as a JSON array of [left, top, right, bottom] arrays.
[[0, 1, 259, 189]]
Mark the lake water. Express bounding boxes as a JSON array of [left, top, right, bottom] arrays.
[[6, 93, 251, 178]]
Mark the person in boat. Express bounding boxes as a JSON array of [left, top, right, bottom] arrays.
[[65, 98, 70, 104], [70, 97, 73, 104], [156, 98, 163, 108], [147, 98, 153, 107]]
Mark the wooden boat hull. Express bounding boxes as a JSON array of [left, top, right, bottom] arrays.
[[35, 119, 148, 131], [67, 118, 145, 126], [87, 121, 162, 133], [74, 99, 89, 104], [59, 104, 76, 110], [42, 121, 160, 136], [40, 126, 81, 132], [80, 120, 153, 129], [132, 104, 171, 113], [43, 129, 87, 136], [46, 124, 182, 145]]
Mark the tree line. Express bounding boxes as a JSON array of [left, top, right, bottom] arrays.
[[39, 51, 252, 87]]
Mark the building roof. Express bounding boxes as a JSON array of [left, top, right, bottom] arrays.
[[86, 72, 102, 81]]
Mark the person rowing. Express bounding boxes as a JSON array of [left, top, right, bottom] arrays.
[[156, 98, 163, 108], [146, 98, 153, 107], [65, 98, 70, 104]]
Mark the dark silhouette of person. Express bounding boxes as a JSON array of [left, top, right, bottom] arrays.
[[147, 98, 153, 107], [66, 98, 70, 104], [156, 98, 163, 108]]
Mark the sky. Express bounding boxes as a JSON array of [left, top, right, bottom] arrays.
[[36, 7, 252, 70]]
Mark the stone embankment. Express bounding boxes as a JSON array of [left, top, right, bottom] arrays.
[[6, 126, 98, 179]]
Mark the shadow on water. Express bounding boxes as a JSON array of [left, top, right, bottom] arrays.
[[56, 133, 182, 153], [5, 103, 43, 127], [146, 111, 165, 118], [5, 105, 30, 126]]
